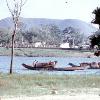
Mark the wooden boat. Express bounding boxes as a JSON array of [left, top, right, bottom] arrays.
[[22, 63, 47, 70], [69, 62, 100, 69], [22, 63, 85, 71], [63, 66, 85, 70], [53, 67, 84, 71], [22, 61, 57, 70]]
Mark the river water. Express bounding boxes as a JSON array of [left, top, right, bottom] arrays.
[[0, 56, 100, 75]]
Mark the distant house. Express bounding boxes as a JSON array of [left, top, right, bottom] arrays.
[[60, 43, 70, 48], [34, 42, 42, 47], [34, 42, 46, 47], [79, 44, 90, 49]]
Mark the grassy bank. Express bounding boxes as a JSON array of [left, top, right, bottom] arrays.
[[0, 47, 93, 57], [0, 73, 100, 96]]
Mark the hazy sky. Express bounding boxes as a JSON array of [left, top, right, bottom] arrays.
[[0, 0, 100, 23]]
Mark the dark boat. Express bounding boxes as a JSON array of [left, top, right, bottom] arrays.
[[22, 61, 58, 70], [22, 63, 47, 70], [22, 63, 85, 71]]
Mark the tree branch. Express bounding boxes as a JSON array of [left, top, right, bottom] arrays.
[[5, 0, 14, 17]]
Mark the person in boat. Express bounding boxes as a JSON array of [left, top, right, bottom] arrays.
[[48, 61, 57, 67], [33, 60, 38, 67], [46, 61, 57, 69], [68, 63, 79, 67], [98, 62, 100, 68], [94, 51, 100, 57], [33, 61, 57, 69], [68, 62, 90, 68], [80, 62, 91, 69], [90, 62, 99, 69]]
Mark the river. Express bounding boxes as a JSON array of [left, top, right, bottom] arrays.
[[0, 56, 100, 75]]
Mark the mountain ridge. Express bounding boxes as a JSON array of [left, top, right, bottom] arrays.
[[0, 17, 97, 36]]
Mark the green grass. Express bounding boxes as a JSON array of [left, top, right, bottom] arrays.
[[0, 73, 100, 96], [0, 47, 93, 57]]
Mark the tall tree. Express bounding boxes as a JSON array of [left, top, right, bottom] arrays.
[[89, 30, 100, 49], [90, 7, 100, 49], [91, 7, 100, 29], [5, 0, 27, 74], [63, 27, 82, 47]]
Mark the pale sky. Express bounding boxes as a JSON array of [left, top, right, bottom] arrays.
[[0, 0, 100, 23]]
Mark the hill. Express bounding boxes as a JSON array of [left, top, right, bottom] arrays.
[[0, 17, 97, 36]]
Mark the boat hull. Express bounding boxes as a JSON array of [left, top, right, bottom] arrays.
[[22, 63, 84, 71]]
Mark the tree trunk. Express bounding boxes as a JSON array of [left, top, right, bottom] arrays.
[[99, 24, 100, 29], [9, 32, 15, 74], [72, 38, 75, 48]]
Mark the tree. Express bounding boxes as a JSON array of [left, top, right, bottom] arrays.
[[91, 7, 100, 29], [5, 0, 27, 74], [40, 24, 61, 45], [48, 24, 61, 45], [90, 7, 100, 49], [63, 27, 83, 47], [89, 30, 100, 49], [22, 30, 34, 43], [0, 28, 11, 46]]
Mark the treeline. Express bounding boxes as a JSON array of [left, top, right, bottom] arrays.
[[0, 24, 88, 48]]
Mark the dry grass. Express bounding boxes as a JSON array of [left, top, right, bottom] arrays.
[[0, 73, 100, 96]]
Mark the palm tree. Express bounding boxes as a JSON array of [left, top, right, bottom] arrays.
[[89, 7, 100, 57], [91, 7, 100, 29], [90, 7, 100, 49]]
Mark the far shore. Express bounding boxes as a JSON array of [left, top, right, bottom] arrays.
[[0, 47, 95, 57]]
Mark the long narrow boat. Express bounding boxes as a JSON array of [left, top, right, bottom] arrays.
[[22, 63, 85, 71], [22, 61, 57, 70], [22, 63, 46, 70]]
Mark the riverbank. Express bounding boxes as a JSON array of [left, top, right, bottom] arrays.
[[0, 47, 94, 57], [0, 73, 100, 97]]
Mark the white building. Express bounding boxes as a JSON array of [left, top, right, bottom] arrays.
[[34, 42, 46, 47], [34, 42, 42, 47], [60, 43, 70, 48]]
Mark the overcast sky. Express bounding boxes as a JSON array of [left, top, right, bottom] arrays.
[[0, 0, 100, 23]]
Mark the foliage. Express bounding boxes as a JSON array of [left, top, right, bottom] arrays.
[[0, 23, 88, 47], [0, 28, 11, 46], [89, 30, 100, 49], [90, 7, 100, 49], [16, 24, 62, 45], [40, 24, 61, 45], [62, 27, 84, 46], [92, 7, 100, 27]]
